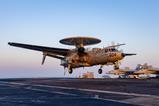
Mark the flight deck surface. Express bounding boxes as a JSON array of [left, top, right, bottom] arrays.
[[0, 78, 159, 106]]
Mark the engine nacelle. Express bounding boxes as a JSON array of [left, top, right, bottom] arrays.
[[78, 47, 85, 53]]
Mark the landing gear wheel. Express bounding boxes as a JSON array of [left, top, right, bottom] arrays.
[[98, 69, 102, 74], [114, 62, 120, 70], [68, 68, 73, 74]]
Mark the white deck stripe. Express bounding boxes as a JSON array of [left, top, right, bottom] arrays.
[[25, 87, 77, 96], [0, 81, 77, 96], [29, 83, 159, 99]]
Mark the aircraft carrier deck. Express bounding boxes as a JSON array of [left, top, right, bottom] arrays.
[[0, 78, 159, 106]]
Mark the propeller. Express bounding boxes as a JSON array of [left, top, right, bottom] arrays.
[[108, 42, 126, 49], [108, 42, 136, 57], [42, 53, 47, 65], [120, 49, 123, 53], [116, 43, 120, 49], [42, 55, 46, 65], [111, 41, 115, 46]]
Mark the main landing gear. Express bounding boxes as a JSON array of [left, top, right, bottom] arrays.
[[68, 65, 73, 74], [68, 68, 73, 74]]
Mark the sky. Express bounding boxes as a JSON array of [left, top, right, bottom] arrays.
[[0, 0, 159, 78]]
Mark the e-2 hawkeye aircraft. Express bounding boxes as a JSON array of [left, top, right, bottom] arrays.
[[8, 37, 136, 74]]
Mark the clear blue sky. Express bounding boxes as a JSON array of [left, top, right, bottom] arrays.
[[0, 0, 159, 78]]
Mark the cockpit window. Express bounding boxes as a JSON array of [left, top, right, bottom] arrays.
[[105, 49, 108, 52], [111, 48, 116, 51], [105, 48, 116, 52]]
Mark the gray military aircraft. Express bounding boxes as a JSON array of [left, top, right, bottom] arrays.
[[8, 37, 136, 74]]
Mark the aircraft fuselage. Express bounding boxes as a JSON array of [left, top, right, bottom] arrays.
[[61, 48, 124, 68]]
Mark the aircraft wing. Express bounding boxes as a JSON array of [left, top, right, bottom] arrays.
[[8, 42, 70, 56]]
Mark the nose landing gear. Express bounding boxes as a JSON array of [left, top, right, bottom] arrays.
[[114, 62, 120, 70]]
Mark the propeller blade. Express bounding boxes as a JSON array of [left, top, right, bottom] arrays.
[[111, 41, 115, 46], [120, 49, 123, 53], [42, 55, 46, 65], [108, 43, 126, 48]]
